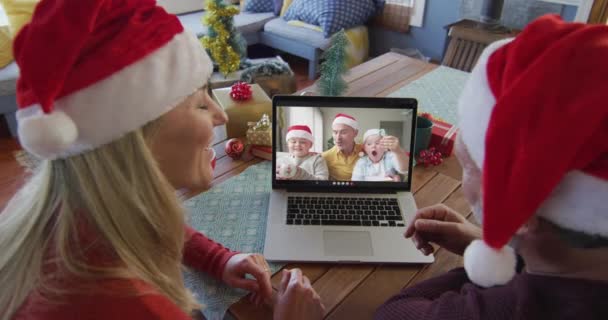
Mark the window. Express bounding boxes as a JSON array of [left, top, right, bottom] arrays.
[[386, 0, 427, 28], [539, 0, 595, 22]]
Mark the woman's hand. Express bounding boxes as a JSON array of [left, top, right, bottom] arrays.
[[273, 269, 324, 320], [222, 253, 273, 306], [404, 204, 482, 256]]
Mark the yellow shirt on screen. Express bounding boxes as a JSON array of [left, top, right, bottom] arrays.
[[322, 144, 363, 181]]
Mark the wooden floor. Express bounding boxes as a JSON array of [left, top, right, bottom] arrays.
[[0, 138, 25, 209]]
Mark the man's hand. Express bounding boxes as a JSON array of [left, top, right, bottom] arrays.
[[222, 253, 273, 306], [273, 269, 324, 320], [404, 204, 482, 256], [380, 135, 403, 153]]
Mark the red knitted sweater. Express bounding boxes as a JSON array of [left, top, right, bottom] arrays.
[[12, 226, 237, 320]]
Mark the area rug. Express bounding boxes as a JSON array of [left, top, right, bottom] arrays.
[[388, 65, 470, 124]]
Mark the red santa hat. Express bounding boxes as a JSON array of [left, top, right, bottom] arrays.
[[332, 113, 359, 131], [14, 0, 212, 159], [459, 15, 608, 288], [286, 125, 313, 143]]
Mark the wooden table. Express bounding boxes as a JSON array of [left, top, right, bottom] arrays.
[[207, 52, 472, 320]]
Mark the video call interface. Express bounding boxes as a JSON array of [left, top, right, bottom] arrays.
[[275, 106, 414, 186]]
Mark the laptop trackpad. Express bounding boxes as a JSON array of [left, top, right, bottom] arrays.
[[323, 231, 373, 256]]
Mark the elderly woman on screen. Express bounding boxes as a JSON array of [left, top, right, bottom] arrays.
[[0, 1, 323, 320]]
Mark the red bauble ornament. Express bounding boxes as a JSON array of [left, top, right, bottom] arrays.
[[417, 148, 443, 167], [225, 138, 245, 159], [230, 81, 252, 101]]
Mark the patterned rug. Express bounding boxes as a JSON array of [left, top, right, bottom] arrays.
[[388, 65, 470, 124], [14, 150, 40, 173]]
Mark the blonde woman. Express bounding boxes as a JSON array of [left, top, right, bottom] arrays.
[[0, 1, 323, 320]]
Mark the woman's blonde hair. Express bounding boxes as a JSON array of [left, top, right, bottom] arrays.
[[0, 120, 199, 320]]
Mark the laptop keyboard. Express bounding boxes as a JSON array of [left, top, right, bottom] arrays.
[[286, 196, 405, 227]]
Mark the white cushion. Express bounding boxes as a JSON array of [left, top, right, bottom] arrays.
[[157, 0, 205, 14]]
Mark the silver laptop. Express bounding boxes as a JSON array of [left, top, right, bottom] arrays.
[[264, 96, 434, 264]]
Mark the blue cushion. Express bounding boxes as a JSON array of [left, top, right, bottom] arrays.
[[244, 0, 274, 13], [283, 0, 377, 38], [273, 0, 283, 16]]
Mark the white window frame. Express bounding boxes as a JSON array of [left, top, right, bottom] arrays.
[[539, 0, 594, 22], [386, 0, 427, 28]]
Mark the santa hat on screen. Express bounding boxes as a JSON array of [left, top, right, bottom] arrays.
[[332, 113, 359, 131], [362, 128, 385, 143], [14, 0, 212, 159], [458, 15, 608, 288], [286, 125, 314, 143]]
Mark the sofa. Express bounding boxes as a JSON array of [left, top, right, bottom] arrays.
[[169, 0, 370, 80], [0, 0, 372, 137]]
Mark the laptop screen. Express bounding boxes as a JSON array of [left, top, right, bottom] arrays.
[[272, 96, 417, 192]]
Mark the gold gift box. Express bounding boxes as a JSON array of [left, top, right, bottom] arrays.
[[246, 122, 272, 146], [212, 84, 271, 138]]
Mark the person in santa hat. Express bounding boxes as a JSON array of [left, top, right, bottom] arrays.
[[352, 128, 409, 182], [276, 125, 329, 180], [322, 113, 363, 180], [375, 15, 608, 320], [0, 1, 324, 320]]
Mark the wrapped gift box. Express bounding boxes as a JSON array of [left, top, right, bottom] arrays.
[[246, 121, 272, 147], [212, 84, 271, 138], [429, 119, 458, 157]]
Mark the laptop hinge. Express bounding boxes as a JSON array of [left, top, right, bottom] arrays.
[[282, 188, 400, 194]]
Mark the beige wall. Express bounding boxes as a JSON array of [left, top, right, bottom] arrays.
[[156, 0, 205, 14], [321, 108, 414, 152]]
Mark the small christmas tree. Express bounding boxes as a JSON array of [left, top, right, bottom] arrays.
[[201, 0, 247, 76], [318, 29, 349, 96]]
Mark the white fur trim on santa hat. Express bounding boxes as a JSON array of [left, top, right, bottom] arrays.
[[286, 129, 313, 143], [458, 38, 514, 169], [16, 31, 211, 159], [464, 239, 517, 288], [536, 171, 608, 238], [363, 128, 385, 142], [332, 114, 359, 131]]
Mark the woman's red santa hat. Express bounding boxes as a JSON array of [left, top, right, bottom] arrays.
[[459, 15, 608, 288], [14, 0, 213, 159], [332, 113, 359, 131], [285, 125, 313, 143]]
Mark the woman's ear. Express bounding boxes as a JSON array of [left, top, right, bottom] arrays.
[[516, 215, 541, 235]]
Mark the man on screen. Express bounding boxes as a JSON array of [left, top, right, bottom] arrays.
[[322, 113, 363, 181]]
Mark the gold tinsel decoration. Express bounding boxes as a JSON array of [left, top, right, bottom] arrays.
[[201, 1, 241, 77]]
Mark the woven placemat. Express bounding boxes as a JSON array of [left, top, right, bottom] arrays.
[[183, 161, 282, 320]]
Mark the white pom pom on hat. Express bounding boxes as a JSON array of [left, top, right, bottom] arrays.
[[463, 240, 517, 288], [458, 15, 608, 287], [18, 109, 78, 159]]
